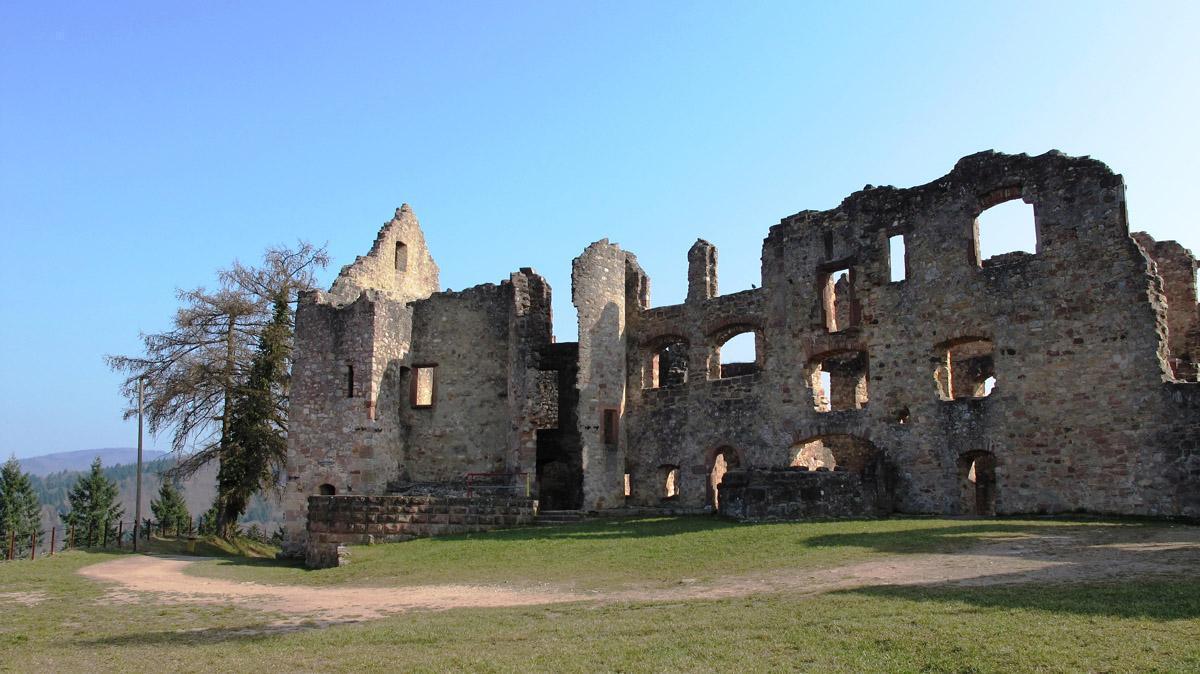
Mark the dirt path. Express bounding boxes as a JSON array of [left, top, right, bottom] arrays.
[[77, 524, 1200, 625]]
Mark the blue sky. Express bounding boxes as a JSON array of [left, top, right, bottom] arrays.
[[2, 1, 1197, 459]]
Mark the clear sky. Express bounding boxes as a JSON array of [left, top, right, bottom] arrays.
[[2, 2, 1197, 459]]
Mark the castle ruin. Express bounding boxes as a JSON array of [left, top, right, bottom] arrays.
[[281, 151, 1200, 564]]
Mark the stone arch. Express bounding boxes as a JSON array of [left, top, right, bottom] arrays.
[[706, 321, 765, 379], [318, 483, 337, 496], [704, 445, 742, 509], [958, 450, 997, 515], [640, 333, 691, 389]]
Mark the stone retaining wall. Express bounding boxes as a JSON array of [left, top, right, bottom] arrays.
[[305, 495, 536, 568], [717, 468, 893, 521]]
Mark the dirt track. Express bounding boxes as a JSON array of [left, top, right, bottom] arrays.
[[77, 524, 1200, 625]]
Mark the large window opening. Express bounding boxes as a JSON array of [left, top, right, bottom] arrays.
[[789, 435, 881, 475], [706, 447, 740, 509], [975, 190, 1037, 266], [411, 365, 436, 408], [711, 325, 762, 379], [820, 266, 857, 332], [644, 336, 689, 388], [395, 241, 408, 271], [888, 234, 907, 282], [958, 450, 997, 515], [659, 464, 680, 500], [934, 339, 995, 400], [809, 350, 869, 412], [318, 483, 336, 496]]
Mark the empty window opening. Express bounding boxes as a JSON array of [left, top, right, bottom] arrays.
[[411, 365, 436, 408], [707, 447, 740, 509], [660, 465, 680, 499], [820, 267, 857, 332], [602, 408, 619, 446], [789, 435, 880, 475], [934, 339, 995, 400], [394, 241, 408, 271], [714, 327, 760, 379], [346, 365, 355, 398], [810, 350, 869, 412], [975, 195, 1036, 265], [318, 483, 336, 496], [959, 451, 997, 515], [889, 234, 907, 282], [645, 337, 689, 388], [895, 406, 911, 424], [623, 472, 631, 497]]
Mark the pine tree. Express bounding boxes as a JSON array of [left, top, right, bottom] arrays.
[[61, 458, 124, 547], [0, 456, 42, 556], [216, 293, 290, 537], [150, 480, 191, 535]]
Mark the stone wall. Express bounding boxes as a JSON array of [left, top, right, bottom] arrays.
[[304, 494, 535, 568], [718, 467, 893, 521]]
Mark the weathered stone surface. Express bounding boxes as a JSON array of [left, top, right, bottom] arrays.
[[284, 150, 1200, 556]]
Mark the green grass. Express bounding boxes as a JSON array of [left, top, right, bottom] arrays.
[[186, 516, 1135, 591], [2, 517, 1198, 672]]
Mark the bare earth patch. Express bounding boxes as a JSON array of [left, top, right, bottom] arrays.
[[78, 524, 1200, 624], [0, 590, 48, 606]]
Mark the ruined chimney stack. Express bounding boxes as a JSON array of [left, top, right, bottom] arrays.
[[687, 239, 717, 303]]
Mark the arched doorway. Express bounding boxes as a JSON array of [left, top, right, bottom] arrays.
[[318, 483, 336, 496], [958, 451, 997, 515], [706, 447, 741, 509]]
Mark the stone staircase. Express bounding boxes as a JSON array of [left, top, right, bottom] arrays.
[[535, 509, 588, 525]]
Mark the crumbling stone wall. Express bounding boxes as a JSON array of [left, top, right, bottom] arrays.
[[718, 467, 893, 520], [286, 151, 1200, 550]]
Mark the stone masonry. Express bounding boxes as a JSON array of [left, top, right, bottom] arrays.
[[283, 151, 1200, 562]]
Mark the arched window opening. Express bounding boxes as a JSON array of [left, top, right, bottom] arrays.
[[644, 336, 689, 389], [809, 350, 869, 412], [712, 326, 761, 379], [659, 464, 681, 500], [934, 339, 995, 400], [789, 435, 880, 475], [958, 451, 997, 515], [820, 266, 858, 332], [395, 241, 408, 271], [975, 191, 1037, 266], [706, 447, 740, 509], [318, 483, 336, 496]]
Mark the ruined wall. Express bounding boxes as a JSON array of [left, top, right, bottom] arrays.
[[1133, 232, 1199, 380], [622, 150, 1200, 517], [718, 467, 893, 521], [328, 205, 440, 306]]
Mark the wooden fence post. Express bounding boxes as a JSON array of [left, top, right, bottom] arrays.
[[68, 524, 74, 550], [102, 520, 109, 548], [30, 532, 36, 560], [117, 521, 124, 549], [7, 530, 14, 560], [50, 527, 56, 556]]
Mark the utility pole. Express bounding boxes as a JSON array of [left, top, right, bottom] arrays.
[[134, 376, 144, 552]]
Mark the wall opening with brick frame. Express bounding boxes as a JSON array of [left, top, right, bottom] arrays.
[[958, 450, 997, 515], [644, 335, 690, 389], [808, 349, 869, 412], [411, 365, 437, 408], [706, 447, 740, 509], [790, 434, 880, 475], [710, 323, 763, 379], [819, 263, 858, 332], [659, 464, 680, 499], [934, 338, 996, 400], [394, 241, 408, 271]]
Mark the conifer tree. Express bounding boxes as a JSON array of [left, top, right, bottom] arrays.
[[61, 458, 124, 547], [216, 293, 290, 536], [0, 456, 42, 556], [150, 480, 191, 535]]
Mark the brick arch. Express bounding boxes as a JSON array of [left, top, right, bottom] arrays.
[[705, 321, 765, 379]]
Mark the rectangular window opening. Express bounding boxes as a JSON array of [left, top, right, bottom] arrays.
[[346, 365, 355, 398], [821, 266, 855, 332], [395, 241, 408, 271], [602, 408, 619, 446], [411, 365, 436, 408], [889, 234, 907, 282]]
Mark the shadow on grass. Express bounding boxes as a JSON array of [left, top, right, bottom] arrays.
[[841, 576, 1200, 620], [85, 624, 300, 647]]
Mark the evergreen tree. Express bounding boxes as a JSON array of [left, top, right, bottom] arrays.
[[0, 456, 42, 556], [61, 458, 124, 547], [216, 293, 290, 537], [150, 480, 191, 535], [197, 505, 219, 536]]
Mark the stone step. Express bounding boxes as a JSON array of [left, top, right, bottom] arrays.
[[536, 509, 587, 523]]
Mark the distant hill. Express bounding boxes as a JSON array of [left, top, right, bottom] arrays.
[[18, 448, 169, 476]]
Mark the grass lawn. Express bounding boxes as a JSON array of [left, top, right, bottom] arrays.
[[185, 516, 1134, 590], [2, 517, 1198, 672]]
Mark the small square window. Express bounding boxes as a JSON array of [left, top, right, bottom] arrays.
[[411, 365, 436, 408]]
